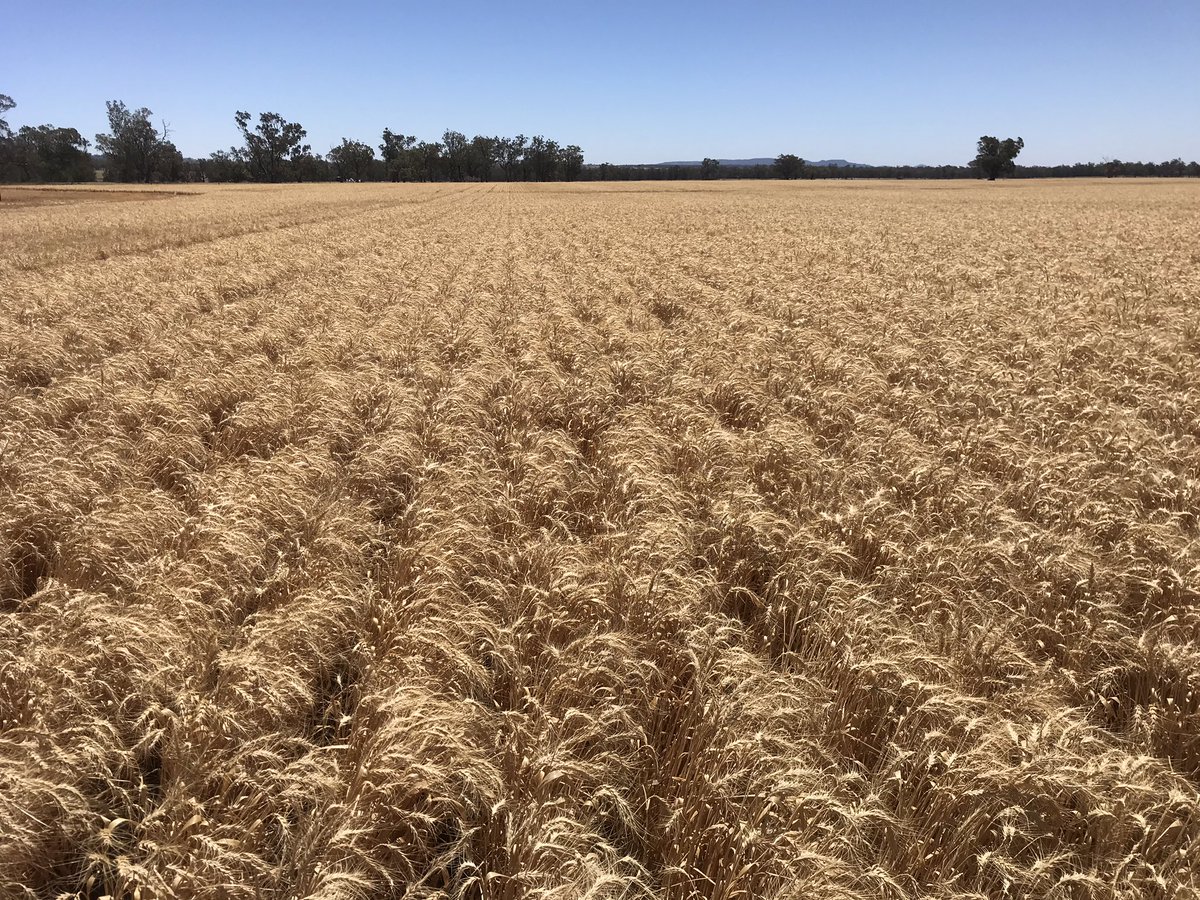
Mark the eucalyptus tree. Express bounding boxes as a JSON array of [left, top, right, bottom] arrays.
[[234, 110, 311, 182], [96, 101, 177, 182], [971, 136, 1024, 180]]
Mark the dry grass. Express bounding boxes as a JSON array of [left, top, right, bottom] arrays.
[[1, 179, 1198, 899]]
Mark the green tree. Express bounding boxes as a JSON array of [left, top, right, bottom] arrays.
[[290, 149, 329, 182], [205, 149, 248, 182], [774, 153, 805, 179], [498, 134, 526, 181], [416, 141, 444, 181], [700, 157, 721, 179], [0, 94, 14, 197], [10, 125, 94, 182], [95, 101, 176, 182], [328, 138, 375, 181], [157, 141, 186, 182], [234, 110, 310, 182], [380, 128, 417, 181], [970, 135, 1024, 180], [561, 144, 584, 181], [525, 135, 561, 180], [0, 94, 13, 138], [441, 130, 468, 179], [468, 135, 499, 181]]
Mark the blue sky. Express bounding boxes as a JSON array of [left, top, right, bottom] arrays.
[[4, 0, 1198, 165]]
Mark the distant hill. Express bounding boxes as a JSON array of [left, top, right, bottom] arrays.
[[651, 157, 869, 168]]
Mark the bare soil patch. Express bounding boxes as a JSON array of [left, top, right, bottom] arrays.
[[0, 186, 191, 207]]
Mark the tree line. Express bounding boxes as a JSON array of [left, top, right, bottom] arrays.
[[206, 112, 586, 183], [585, 158, 1200, 181], [0, 96, 585, 184], [2, 95, 1197, 184]]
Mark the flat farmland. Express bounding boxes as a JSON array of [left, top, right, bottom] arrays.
[[1, 180, 1199, 899]]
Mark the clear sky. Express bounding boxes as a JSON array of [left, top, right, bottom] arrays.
[[4, 0, 1198, 166]]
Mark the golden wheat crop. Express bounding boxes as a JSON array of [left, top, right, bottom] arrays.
[[1, 179, 1198, 899]]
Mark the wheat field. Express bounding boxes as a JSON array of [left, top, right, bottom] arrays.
[[1, 180, 1198, 899]]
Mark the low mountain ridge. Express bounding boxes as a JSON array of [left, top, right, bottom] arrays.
[[651, 157, 869, 168]]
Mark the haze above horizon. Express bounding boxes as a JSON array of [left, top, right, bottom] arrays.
[[5, 0, 1198, 167]]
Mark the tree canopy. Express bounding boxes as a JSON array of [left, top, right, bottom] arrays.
[[8, 126, 94, 182], [971, 136, 1025, 180], [774, 154, 806, 179], [234, 111, 311, 182], [0, 94, 94, 185], [0, 94, 14, 139], [380, 129, 417, 181], [327, 138, 376, 182], [95, 101, 182, 183]]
